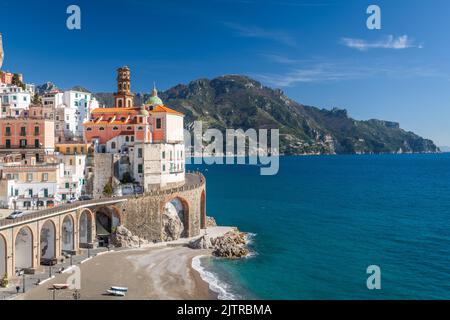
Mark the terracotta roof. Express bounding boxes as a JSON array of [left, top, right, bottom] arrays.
[[150, 105, 184, 116], [90, 105, 184, 116], [91, 107, 138, 114]]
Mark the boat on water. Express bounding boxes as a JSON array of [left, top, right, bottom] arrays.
[[106, 289, 126, 296]]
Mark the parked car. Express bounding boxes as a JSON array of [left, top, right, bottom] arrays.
[[67, 197, 77, 203], [78, 195, 93, 201], [40, 258, 57, 266], [7, 211, 24, 219]]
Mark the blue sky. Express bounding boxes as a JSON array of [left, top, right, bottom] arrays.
[[1, 0, 450, 145]]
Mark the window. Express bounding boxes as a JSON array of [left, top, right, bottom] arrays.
[[126, 126, 132, 131], [138, 164, 143, 174], [5, 139, 11, 148], [113, 126, 119, 131], [80, 147, 84, 153], [86, 127, 92, 131], [42, 173, 48, 181], [20, 127, 26, 136], [5, 127, 11, 136], [20, 139, 27, 148], [62, 194, 66, 200], [99, 127, 105, 131], [73, 147, 78, 154], [66, 124, 69, 130], [65, 182, 70, 189], [69, 159, 73, 165], [125, 136, 129, 142], [27, 173, 33, 181], [138, 148, 142, 158], [162, 151, 165, 159], [156, 118, 162, 129], [35, 139, 40, 148], [162, 164, 166, 172], [66, 147, 70, 154], [111, 142, 116, 149], [44, 189, 48, 197], [34, 126, 40, 135], [131, 136, 134, 142]]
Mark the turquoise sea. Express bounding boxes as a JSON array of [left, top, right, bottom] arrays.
[[188, 154, 450, 299]]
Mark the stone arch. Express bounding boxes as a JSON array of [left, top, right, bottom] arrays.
[[200, 190, 206, 229], [95, 206, 121, 247], [79, 209, 94, 247], [14, 226, 33, 270], [163, 196, 190, 239], [40, 220, 56, 261], [0, 233, 6, 278], [61, 215, 74, 252]]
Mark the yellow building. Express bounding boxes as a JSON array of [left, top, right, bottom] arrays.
[[55, 143, 91, 155]]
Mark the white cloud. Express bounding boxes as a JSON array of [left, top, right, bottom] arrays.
[[254, 61, 444, 87], [223, 22, 297, 47], [341, 35, 422, 51]]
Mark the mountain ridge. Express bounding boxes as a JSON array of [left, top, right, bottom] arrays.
[[50, 74, 440, 155]]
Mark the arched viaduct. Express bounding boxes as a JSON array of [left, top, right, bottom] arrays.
[[0, 172, 206, 280]]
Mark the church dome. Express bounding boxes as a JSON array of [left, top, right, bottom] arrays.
[[146, 84, 163, 106]]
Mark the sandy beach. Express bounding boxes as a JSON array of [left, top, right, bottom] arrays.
[[19, 246, 217, 300]]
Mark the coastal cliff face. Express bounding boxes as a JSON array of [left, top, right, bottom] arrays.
[[94, 75, 439, 155]]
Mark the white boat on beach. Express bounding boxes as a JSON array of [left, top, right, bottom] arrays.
[[52, 284, 69, 290], [106, 289, 126, 296], [110, 286, 128, 292]]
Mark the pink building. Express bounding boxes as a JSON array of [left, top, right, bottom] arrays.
[[0, 117, 55, 158]]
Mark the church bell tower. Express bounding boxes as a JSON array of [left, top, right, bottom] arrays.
[[114, 66, 134, 108]]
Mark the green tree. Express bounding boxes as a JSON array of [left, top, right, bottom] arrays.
[[103, 181, 113, 197], [11, 73, 25, 90], [0, 274, 8, 288], [32, 92, 41, 105]]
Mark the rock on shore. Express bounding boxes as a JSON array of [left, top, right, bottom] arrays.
[[188, 228, 249, 259], [111, 225, 148, 248], [206, 216, 217, 227]]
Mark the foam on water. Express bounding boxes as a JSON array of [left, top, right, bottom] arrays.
[[192, 255, 239, 300]]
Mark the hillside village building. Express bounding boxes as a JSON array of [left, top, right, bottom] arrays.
[[0, 84, 31, 117], [84, 66, 185, 193]]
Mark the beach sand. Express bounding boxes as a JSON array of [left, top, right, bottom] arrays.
[[19, 246, 216, 300]]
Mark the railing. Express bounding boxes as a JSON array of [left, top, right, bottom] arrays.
[[0, 197, 128, 228], [142, 171, 205, 197], [0, 172, 205, 228]]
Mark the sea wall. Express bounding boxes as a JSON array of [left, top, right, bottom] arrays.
[[117, 172, 206, 242]]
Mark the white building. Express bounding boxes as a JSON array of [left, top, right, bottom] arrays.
[[131, 104, 185, 189], [55, 104, 78, 142], [0, 84, 31, 117], [0, 162, 64, 209], [56, 153, 87, 201], [63, 90, 99, 137]]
